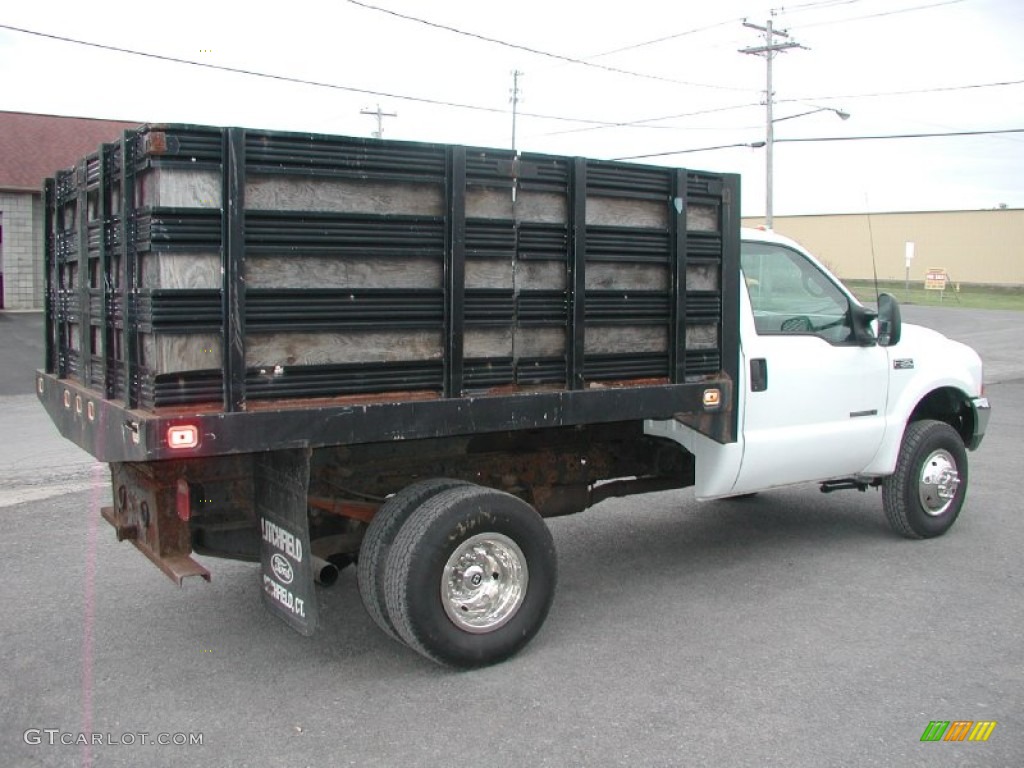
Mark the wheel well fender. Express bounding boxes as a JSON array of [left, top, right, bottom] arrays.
[[907, 386, 974, 446], [862, 385, 974, 476]]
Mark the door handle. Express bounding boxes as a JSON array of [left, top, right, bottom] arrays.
[[750, 358, 768, 392]]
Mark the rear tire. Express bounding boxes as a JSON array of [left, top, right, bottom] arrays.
[[883, 420, 968, 539], [384, 485, 557, 668], [357, 478, 468, 643]]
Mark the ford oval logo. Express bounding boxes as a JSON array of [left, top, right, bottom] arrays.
[[271, 553, 294, 585]]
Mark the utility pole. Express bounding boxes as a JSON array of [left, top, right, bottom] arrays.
[[510, 70, 523, 152], [740, 18, 805, 228], [360, 104, 397, 139]]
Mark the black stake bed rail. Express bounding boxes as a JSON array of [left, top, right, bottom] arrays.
[[39, 123, 740, 462]]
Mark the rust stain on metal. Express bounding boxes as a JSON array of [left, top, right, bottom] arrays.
[[307, 496, 379, 523], [107, 462, 211, 585], [100, 505, 137, 541], [151, 389, 441, 417], [144, 131, 168, 155], [585, 377, 670, 389]]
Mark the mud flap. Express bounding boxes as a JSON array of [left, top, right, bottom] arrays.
[[256, 448, 318, 636]]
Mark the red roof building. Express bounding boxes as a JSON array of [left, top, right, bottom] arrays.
[[0, 111, 140, 192], [0, 111, 141, 309]]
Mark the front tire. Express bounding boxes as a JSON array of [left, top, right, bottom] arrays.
[[383, 485, 557, 668], [883, 420, 968, 539]]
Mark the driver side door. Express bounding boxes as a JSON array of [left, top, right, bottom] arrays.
[[732, 240, 889, 494]]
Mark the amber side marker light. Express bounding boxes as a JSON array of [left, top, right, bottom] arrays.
[[167, 425, 199, 449], [703, 389, 721, 408]]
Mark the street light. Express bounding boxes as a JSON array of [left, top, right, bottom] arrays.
[[766, 106, 849, 228]]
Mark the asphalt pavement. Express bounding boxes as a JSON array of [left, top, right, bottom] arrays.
[[0, 310, 45, 396], [1, 307, 1022, 767]]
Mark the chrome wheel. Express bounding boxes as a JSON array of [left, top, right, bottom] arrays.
[[385, 485, 557, 666], [884, 420, 969, 540], [918, 448, 960, 516], [442, 533, 528, 634]]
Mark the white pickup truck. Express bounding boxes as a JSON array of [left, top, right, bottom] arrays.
[[38, 127, 989, 668], [649, 227, 989, 543]]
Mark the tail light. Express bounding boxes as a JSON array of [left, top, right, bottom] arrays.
[[167, 424, 199, 450]]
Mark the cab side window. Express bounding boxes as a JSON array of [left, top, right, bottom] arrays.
[[741, 242, 853, 344]]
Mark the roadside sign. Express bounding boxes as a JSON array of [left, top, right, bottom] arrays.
[[924, 268, 948, 291]]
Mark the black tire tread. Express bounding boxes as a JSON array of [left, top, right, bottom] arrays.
[[883, 419, 967, 539], [357, 478, 468, 643], [383, 484, 496, 665], [384, 484, 556, 668]]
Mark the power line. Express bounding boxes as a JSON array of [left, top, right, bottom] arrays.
[[4, 21, 1019, 140], [555, 2, 862, 64], [778, 0, 867, 12], [611, 128, 1024, 161], [572, 18, 742, 61], [775, 128, 1024, 142], [781, 78, 1024, 103], [610, 128, 1024, 163], [538, 102, 764, 137], [580, 2, 858, 60], [0, 24, 501, 113], [613, 141, 766, 161], [796, 0, 965, 28], [0, 23, 652, 128], [344, 0, 754, 92]]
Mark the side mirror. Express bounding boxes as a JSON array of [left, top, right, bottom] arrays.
[[850, 302, 878, 347], [877, 292, 902, 347]]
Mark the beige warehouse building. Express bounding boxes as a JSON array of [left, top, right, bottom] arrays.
[[743, 209, 1024, 287]]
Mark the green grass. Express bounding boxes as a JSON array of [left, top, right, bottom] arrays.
[[843, 279, 1024, 311]]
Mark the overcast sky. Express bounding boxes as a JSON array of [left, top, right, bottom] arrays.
[[2, 0, 1022, 217]]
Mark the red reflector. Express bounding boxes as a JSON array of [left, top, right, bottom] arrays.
[[176, 478, 191, 522], [168, 425, 199, 449]]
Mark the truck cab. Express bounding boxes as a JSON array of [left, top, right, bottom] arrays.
[[649, 227, 989, 538]]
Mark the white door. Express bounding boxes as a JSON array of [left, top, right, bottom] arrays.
[[731, 240, 889, 494]]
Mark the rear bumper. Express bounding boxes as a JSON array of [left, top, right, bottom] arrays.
[[967, 396, 991, 451]]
